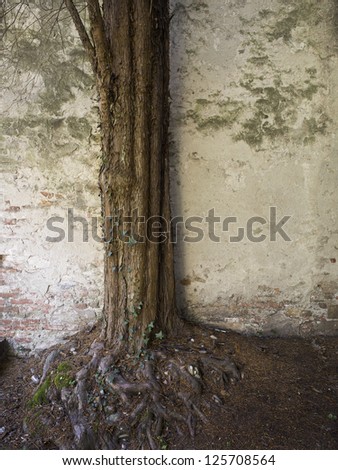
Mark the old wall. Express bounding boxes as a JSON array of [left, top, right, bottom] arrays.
[[0, 3, 103, 353], [170, 0, 338, 335], [0, 0, 337, 353]]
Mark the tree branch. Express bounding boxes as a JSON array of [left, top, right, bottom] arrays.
[[64, 0, 96, 71], [86, 0, 111, 77]]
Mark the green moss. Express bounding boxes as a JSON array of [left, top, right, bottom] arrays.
[[300, 83, 321, 100], [235, 115, 288, 147], [266, 0, 321, 43], [66, 117, 91, 140], [236, 63, 325, 147], [28, 377, 51, 407], [267, 12, 298, 42], [234, 0, 327, 149], [56, 362, 72, 373], [258, 9, 274, 19], [305, 67, 317, 79], [235, 79, 294, 146], [39, 63, 92, 114], [24, 410, 46, 439], [1, 116, 45, 135], [302, 115, 329, 144], [195, 98, 212, 106], [28, 363, 76, 408], [186, 48, 197, 56], [187, 97, 244, 131], [53, 362, 76, 389], [7, 25, 93, 115], [190, 2, 209, 11], [195, 115, 231, 130], [247, 56, 270, 66], [241, 1, 322, 43]]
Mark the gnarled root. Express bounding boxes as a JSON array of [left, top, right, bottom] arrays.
[[61, 340, 105, 449], [62, 340, 240, 450], [109, 352, 237, 449]]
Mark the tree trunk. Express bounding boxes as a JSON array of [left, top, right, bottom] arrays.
[[67, 0, 178, 353]]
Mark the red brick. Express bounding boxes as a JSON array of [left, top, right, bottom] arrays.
[[0, 319, 21, 328], [0, 291, 20, 298], [73, 303, 88, 310], [3, 219, 17, 225], [11, 299, 34, 305], [22, 319, 41, 325], [0, 306, 20, 314], [14, 337, 31, 344], [40, 191, 54, 198], [21, 322, 41, 331], [0, 267, 20, 273]]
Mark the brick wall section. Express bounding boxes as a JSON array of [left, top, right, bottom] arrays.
[[0, 197, 103, 352], [1, 7, 103, 353]]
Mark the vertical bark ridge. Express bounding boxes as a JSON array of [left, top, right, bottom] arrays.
[[92, 0, 179, 353]]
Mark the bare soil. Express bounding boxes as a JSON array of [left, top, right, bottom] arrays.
[[0, 324, 337, 450]]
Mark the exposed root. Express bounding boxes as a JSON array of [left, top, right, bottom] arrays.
[[59, 338, 240, 449], [61, 340, 104, 449], [200, 355, 241, 382]]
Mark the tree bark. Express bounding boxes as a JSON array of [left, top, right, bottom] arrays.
[[67, 0, 178, 353]]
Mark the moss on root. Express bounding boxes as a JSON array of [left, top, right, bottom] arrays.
[[28, 362, 76, 408], [53, 362, 76, 390], [28, 377, 52, 408]]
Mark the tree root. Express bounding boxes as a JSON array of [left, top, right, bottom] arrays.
[[61, 340, 240, 449], [61, 340, 104, 449]]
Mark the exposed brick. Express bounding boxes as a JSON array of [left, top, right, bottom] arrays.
[[0, 306, 20, 314], [0, 267, 21, 273], [73, 303, 88, 310], [11, 299, 34, 305], [21, 321, 41, 331], [0, 291, 20, 298], [14, 337, 31, 344], [40, 191, 54, 198], [3, 218, 17, 225], [0, 319, 21, 328]]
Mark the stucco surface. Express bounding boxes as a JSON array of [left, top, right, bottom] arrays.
[[1, 0, 337, 352]]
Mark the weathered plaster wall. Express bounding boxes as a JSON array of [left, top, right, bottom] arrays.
[[170, 0, 338, 335], [0, 3, 103, 353], [1, 0, 338, 353]]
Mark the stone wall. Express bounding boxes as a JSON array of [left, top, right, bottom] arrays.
[[1, 0, 337, 353], [0, 2, 103, 353], [170, 0, 338, 336]]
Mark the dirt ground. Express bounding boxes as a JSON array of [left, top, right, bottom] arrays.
[[0, 324, 337, 450]]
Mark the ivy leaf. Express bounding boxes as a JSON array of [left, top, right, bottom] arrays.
[[155, 331, 164, 340]]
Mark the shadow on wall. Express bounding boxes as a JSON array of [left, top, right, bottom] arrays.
[[334, 0, 338, 43]]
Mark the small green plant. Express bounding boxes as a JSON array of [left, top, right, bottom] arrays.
[[157, 435, 168, 450], [129, 302, 143, 319], [127, 234, 138, 246], [328, 413, 337, 420], [142, 321, 155, 347], [155, 331, 164, 340]]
